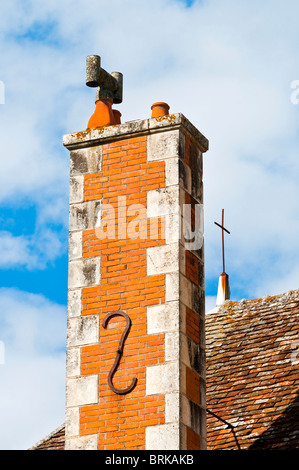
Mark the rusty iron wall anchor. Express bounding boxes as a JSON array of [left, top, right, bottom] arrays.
[[102, 309, 137, 395]]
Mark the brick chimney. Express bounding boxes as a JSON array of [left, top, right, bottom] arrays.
[[63, 63, 209, 450]]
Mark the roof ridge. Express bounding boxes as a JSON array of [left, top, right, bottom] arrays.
[[207, 288, 299, 315], [28, 423, 65, 450]]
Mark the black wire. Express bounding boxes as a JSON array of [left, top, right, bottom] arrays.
[[206, 408, 241, 450]]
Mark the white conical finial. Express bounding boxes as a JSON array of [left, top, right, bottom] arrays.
[[214, 209, 231, 306], [216, 272, 230, 306]]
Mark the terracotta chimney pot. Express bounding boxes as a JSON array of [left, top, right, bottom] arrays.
[[151, 102, 170, 118], [87, 98, 117, 129], [113, 109, 122, 125]]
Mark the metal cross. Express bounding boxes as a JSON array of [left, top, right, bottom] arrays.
[[214, 209, 230, 274]]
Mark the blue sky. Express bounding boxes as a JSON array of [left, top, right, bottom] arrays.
[[1, 0, 299, 449]]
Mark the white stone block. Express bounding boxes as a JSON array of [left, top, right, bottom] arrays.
[[68, 257, 100, 289], [179, 243, 185, 273], [70, 146, 102, 176], [147, 187, 181, 244], [69, 175, 84, 204], [165, 212, 181, 244], [147, 187, 180, 218], [165, 393, 180, 423], [146, 362, 180, 395], [165, 332, 180, 362], [146, 422, 180, 450], [180, 303, 187, 334], [147, 130, 180, 162], [68, 231, 83, 260], [147, 244, 179, 276], [166, 273, 180, 301], [147, 301, 179, 334], [180, 363, 187, 395], [180, 274, 193, 310], [66, 347, 80, 377], [65, 435, 98, 450], [180, 334, 191, 369], [67, 289, 82, 318], [69, 200, 100, 232], [181, 162, 192, 193], [180, 274, 203, 312], [180, 394, 191, 428], [66, 375, 98, 407], [67, 315, 99, 347], [180, 424, 187, 450], [165, 158, 179, 187], [65, 407, 80, 438]]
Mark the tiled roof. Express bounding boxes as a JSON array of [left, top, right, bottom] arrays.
[[29, 424, 65, 450], [206, 290, 299, 450], [30, 290, 299, 450]]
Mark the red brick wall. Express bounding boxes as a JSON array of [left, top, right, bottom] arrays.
[[77, 137, 168, 449]]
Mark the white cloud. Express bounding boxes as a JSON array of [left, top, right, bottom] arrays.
[[0, 288, 66, 449], [0, 229, 65, 270], [0, 232, 32, 268]]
